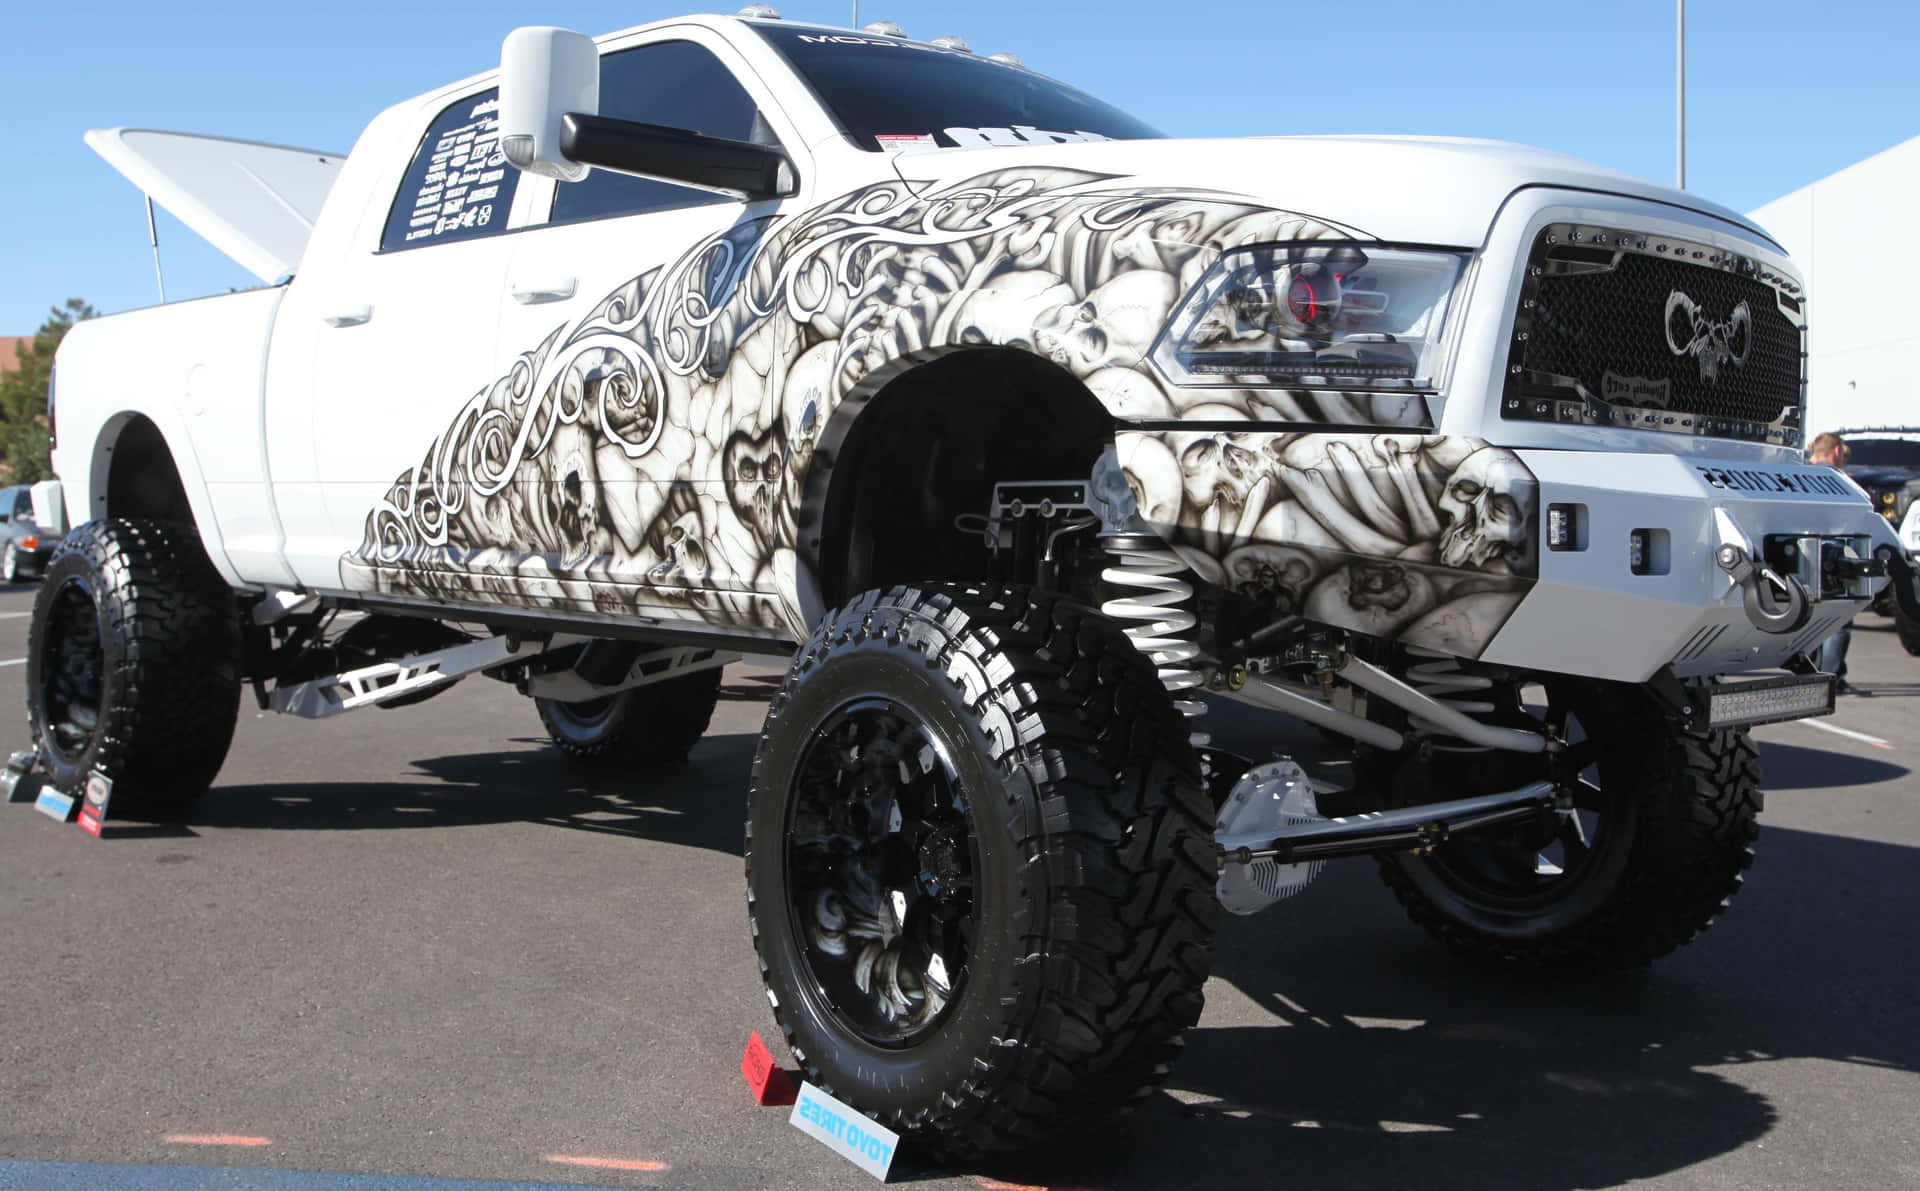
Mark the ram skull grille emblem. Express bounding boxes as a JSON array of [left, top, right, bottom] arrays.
[[1664, 290, 1751, 384]]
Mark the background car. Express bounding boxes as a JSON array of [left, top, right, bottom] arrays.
[[1836, 427, 1920, 618], [0, 485, 57, 582]]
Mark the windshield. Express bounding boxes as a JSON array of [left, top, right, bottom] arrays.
[[752, 24, 1164, 151], [1843, 439, 1920, 468]]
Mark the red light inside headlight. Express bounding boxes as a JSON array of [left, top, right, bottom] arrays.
[[1286, 276, 1320, 322]]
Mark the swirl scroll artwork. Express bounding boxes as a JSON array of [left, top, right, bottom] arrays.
[[1119, 431, 1540, 657], [341, 166, 1432, 635]]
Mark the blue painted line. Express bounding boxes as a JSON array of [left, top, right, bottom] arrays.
[[0, 1161, 647, 1191]]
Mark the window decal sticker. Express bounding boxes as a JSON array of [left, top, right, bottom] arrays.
[[942, 127, 1113, 147], [873, 133, 938, 152]]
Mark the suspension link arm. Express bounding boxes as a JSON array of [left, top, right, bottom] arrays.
[[1337, 655, 1548, 753], [1223, 781, 1559, 864]]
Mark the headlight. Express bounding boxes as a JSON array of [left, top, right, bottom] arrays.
[[1152, 244, 1469, 392]]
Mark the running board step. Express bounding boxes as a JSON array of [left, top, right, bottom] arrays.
[[269, 635, 549, 719], [1217, 781, 1559, 864]]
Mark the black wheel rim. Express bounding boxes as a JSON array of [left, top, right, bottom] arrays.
[[784, 697, 979, 1048], [1418, 699, 1623, 914], [40, 577, 105, 764], [548, 696, 618, 732]]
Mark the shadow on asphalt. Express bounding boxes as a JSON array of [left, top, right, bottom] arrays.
[[1753, 738, 1909, 788], [180, 731, 760, 855], [718, 674, 784, 701], [1848, 682, 1920, 699], [104, 676, 1919, 1191], [968, 822, 1920, 1191]]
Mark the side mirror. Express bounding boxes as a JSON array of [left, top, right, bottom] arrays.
[[559, 115, 797, 203], [499, 27, 599, 182]]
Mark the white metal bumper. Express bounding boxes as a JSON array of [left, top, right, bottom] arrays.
[[1483, 451, 1903, 682]]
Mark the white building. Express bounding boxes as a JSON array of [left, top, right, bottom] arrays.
[[1749, 134, 1920, 434]]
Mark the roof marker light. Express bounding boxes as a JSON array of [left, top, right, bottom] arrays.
[[929, 35, 972, 52], [987, 52, 1027, 68], [863, 21, 907, 37], [737, 4, 781, 18]]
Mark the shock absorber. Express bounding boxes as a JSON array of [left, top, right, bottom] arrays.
[[1100, 532, 1210, 752], [1402, 646, 1498, 750]]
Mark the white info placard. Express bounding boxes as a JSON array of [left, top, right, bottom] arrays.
[[789, 1081, 900, 1181]]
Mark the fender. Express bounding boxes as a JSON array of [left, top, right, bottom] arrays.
[[78, 407, 246, 590]]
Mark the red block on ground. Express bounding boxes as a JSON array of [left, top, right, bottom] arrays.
[[741, 1030, 796, 1106]]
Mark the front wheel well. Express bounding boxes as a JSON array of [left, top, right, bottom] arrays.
[[812, 349, 1114, 611]]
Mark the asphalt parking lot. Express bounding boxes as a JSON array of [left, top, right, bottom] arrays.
[[1, 581, 1916, 1191]]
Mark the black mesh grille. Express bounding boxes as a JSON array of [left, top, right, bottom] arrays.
[[1501, 224, 1805, 446]]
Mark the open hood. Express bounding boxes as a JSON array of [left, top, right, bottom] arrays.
[[84, 127, 345, 283]]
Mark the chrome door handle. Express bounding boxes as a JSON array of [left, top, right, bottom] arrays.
[[511, 277, 577, 304], [322, 304, 373, 328]]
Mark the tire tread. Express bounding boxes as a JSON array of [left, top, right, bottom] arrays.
[[746, 583, 1219, 1156], [1380, 692, 1760, 968], [27, 518, 240, 815]]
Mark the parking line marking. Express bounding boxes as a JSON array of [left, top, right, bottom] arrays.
[[1799, 718, 1893, 749], [0, 612, 32, 619], [161, 1134, 271, 1146], [0, 658, 23, 667], [544, 1154, 670, 1172]]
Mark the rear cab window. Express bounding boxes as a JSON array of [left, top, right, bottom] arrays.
[[380, 88, 520, 252]]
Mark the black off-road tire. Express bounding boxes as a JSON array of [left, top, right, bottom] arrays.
[[534, 666, 722, 768], [746, 584, 1220, 1158], [1895, 596, 1920, 657], [26, 518, 241, 818], [1379, 684, 1760, 968]]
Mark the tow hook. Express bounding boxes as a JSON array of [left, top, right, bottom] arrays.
[[1716, 544, 1810, 634], [1880, 548, 1920, 619]]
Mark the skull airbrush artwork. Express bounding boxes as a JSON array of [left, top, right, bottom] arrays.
[[1119, 430, 1540, 656], [1665, 289, 1752, 384], [341, 166, 1438, 633]]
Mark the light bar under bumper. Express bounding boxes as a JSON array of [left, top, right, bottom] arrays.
[[1701, 673, 1836, 729]]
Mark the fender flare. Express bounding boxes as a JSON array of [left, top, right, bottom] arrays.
[[83, 407, 244, 589]]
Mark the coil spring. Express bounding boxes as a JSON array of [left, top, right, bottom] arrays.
[[1101, 535, 1210, 751], [1404, 645, 1497, 751]]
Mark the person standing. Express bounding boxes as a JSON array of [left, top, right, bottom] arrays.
[[1808, 432, 1854, 690]]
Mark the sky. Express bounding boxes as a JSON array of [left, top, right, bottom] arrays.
[[1, 0, 1915, 333]]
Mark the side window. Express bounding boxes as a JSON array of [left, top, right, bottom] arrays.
[[550, 41, 774, 226], [15, 491, 32, 521], [380, 88, 519, 252]]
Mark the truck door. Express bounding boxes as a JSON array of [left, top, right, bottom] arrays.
[[268, 83, 530, 590], [486, 30, 814, 630]]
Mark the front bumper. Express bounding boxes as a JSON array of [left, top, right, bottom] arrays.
[[1482, 451, 1902, 682], [1114, 429, 1899, 685], [8, 544, 53, 576]]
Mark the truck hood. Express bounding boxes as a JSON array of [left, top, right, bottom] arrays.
[[85, 128, 346, 283], [889, 134, 1770, 250]]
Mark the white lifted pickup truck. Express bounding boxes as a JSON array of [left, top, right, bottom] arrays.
[[28, 8, 1918, 1157]]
